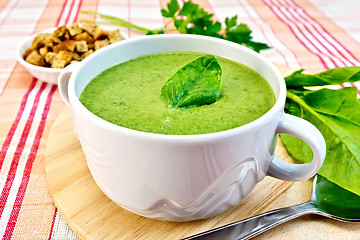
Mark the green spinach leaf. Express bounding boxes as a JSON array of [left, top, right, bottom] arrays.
[[282, 83, 360, 196], [301, 87, 360, 124], [160, 54, 222, 108], [285, 66, 360, 87], [313, 175, 360, 219]]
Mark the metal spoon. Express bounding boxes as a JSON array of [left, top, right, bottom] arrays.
[[183, 176, 360, 240]]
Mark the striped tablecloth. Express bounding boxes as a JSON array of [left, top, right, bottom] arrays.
[[0, 0, 359, 239]]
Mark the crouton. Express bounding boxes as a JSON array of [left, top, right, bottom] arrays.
[[23, 48, 34, 59], [51, 59, 67, 68], [81, 23, 98, 37], [106, 29, 122, 43], [81, 49, 94, 59], [31, 33, 51, 49], [94, 39, 109, 51], [39, 46, 50, 57], [53, 25, 67, 38], [25, 50, 46, 67], [67, 23, 83, 36], [58, 50, 73, 62], [52, 50, 73, 68], [75, 40, 88, 52], [53, 40, 76, 52], [72, 52, 81, 61], [87, 43, 94, 49], [73, 31, 94, 43], [94, 27, 107, 40], [44, 34, 61, 48], [45, 52, 57, 64], [63, 30, 71, 40]]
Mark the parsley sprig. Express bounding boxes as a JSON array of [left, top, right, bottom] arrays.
[[82, 0, 270, 52]]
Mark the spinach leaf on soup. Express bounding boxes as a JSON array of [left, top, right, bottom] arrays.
[[161, 54, 222, 108]]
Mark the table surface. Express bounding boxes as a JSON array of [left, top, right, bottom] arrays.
[[0, 0, 359, 239]]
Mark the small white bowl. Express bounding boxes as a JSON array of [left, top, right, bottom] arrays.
[[16, 26, 127, 85]]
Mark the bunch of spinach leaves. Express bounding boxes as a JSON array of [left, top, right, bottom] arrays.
[[81, 0, 270, 52], [282, 67, 360, 198]]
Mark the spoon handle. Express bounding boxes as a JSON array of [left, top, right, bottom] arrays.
[[183, 202, 317, 240]]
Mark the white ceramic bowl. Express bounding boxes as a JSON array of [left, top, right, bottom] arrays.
[[16, 27, 127, 85], [58, 34, 326, 221]]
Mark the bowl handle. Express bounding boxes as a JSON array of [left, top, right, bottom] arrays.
[[267, 113, 326, 182], [58, 62, 80, 106]]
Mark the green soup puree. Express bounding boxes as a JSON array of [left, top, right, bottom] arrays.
[[80, 52, 276, 135]]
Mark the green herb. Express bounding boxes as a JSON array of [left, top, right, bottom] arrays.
[[281, 66, 360, 196], [160, 54, 222, 108], [313, 175, 360, 219], [224, 15, 270, 53], [81, 0, 270, 52]]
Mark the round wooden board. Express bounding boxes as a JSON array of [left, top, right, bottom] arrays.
[[45, 107, 296, 240], [45, 66, 359, 240]]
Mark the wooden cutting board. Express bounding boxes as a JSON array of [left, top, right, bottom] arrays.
[[45, 66, 359, 240]]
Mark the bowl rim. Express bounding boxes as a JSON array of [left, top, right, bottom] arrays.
[[69, 34, 287, 142]]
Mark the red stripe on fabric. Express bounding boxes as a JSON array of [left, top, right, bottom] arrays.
[[266, 0, 360, 92], [30, 0, 53, 34], [64, 0, 76, 25], [55, 0, 69, 27], [0, 0, 22, 95], [295, 8, 356, 66], [278, 4, 339, 68], [265, 0, 330, 69], [0, 82, 46, 218], [237, 0, 301, 68], [0, 0, 83, 236], [0, 79, 37, 171], [2, 85, 57, 239], [283, 0, 360, 65], [73, 0, 83, 23], [0, 0, 49, 95], [267, 0, 354, 69], [286, 6, 350, 67], [48, 208, 58, 240], [275, 0, 360, 67]]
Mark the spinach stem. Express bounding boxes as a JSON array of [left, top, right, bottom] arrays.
[[81, 10, 152, 32], [286, 91, 315, 118]]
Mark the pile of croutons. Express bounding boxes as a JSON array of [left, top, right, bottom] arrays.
[[23, 23, 122, 69]]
